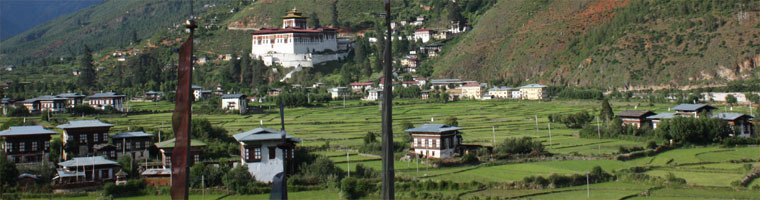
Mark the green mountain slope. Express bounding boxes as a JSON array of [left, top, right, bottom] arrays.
[[431, 0, 760, 90], [0, 0, 212, 64]]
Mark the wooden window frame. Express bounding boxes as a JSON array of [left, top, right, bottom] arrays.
[[269, 146, 277, 159]]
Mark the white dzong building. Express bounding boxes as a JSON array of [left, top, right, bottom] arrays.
[[250, 8, 349, 68]]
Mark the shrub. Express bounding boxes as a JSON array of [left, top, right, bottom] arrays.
[[549, 111, 592, 128], [646, 141, 658, 149], [222, 165, 256, 194], [354, 164, 379, 178], [103, 179, 146, 197], [340, 177, 377, 200], [494, 137, 544, 156]]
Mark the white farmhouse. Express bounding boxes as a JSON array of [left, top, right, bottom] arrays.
[[414, 28, 436, 43], [233, 128, 300, 183], [87, 92, 126, 112], [250, 8, 348, 68], [221, 94, 247, 114]]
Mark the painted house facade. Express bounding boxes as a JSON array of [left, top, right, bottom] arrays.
[[405, 124, 463, 159], [0, 126, 56, 164], [222, 94, 248, 114], [57, 120, 113, 160], [57, 93, 86, 108], [414, 28, 435, 43], [616, 110, 656, 128], [363, 89, 383, 101], [488, 87, 513, 99], [459, 82, 483, 99], [87, 92, 126, 112], [110, 131, 153, 160], [233, 128, 300, 183]]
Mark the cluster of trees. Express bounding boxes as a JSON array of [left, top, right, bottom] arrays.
[[494, 137, 545, 157], [273, 91, 333, 107], [555, 88, 604, 100], [548, 111, 593, 129], [654, 116, 731, 145], [521, 166, 612, 189], [393, 86, 421, 99]]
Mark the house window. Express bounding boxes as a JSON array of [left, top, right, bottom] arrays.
[[80, 135, 87, 144], [136, 141, 141, 149], [433, 139, 438, 148], [116, 143, 122, 150], [126, 142, 131, 150], [254, 147, 262, 160], [32, 142, 38, 151], [245, 148, 250, 160], [144, 141, 150, 149], [5, 142, 11, 152], [103, 133, 108, 141], [45, 141, 50, 150], [111, 151, 115, 158], [94, 134, 99, 143], [269, 146, 276, 159], [194, 154, 200, 163], [19, 142, 25, 152]]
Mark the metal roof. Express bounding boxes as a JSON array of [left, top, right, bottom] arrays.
[[155, 138, 207, 149], [57, 120, 113, 129], [646, 113, 676, 120], [405, 124, 462, 133], [36, 95, 67, 101], [489, 86, 513, 91], [1, 98, 10, 104], [57, 93, 85, 98], [430, 79, 462, 84], [88, 92, 125, 98], [141, 168, 171, 176], [616, 110, 656, 118], [58, 156, 119, 168], [192, 85, 203, 89], [221, 94, 246, 99], [520, 84, 547, 88], [0, 126, 57, 136], [671, 104, 717, 112], [712, 113, 753, 121], [233, 127, 301, 142], [110, 131, 153, 139], [56, 169, 85, 178]]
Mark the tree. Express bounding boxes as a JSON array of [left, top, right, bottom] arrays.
[[308, 12, 321, 28], [363, 132, 377, 144], [118, 155, 137, 179], [240, 55, 251, 84], [0, 152, 19, 191], [341, 177, 376, 200], [223, 165, 255, 194], [600, 98, 614, 121], [400, 121, 414, 130], [445, 116, 459, 126], [78, 45, 96, 88], [446, 2, 465, 27], [50, 138, 62, 162], [726, 94, 737, 105]]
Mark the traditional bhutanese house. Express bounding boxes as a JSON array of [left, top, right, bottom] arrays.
[[87, 92, 126, 112], [144, 91, 164, 102], [233, 127, 300, 183], [405, 124, 463, 159], [94, 144, 117, 160], [421, 89, 431, 100], [268, 88, 282, 97], [57, 93, 86, 108], [0, 126, 56, 164], [712, 113, 754, 137], [378, 78, 400, 90], [349, 82, 374, 92], [110, 131, 153, 160], [36, 95, 67, 113], [400, 55, 420, 73], [363, 89, 383, 101], [54, 156, 120, 184], [221, 94, 248, 114], [646, 113, 676, 129], [22, 98, 41, 114], [672, 104, 717, 118], [1, 98, 16, 115], [191, 85, 204, 101], [616, 110, 656, 128], [419, 43, 444, 57], [155, 138, 206, 169], [57, 120, 113, 160], [446, 88, 462, 101], [141, 168, 171, 187]]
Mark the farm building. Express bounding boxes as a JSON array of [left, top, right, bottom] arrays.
[[405, 124, 463, 159], [616, 110, 656, 128], [221, 94, 248, 114], [0, 126, 56, 164], [712, 113, 754, 137], [58, 120, 114, 160], [233, 127, 300, 183]]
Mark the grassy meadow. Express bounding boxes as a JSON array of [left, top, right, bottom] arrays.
[[4, 99, 760, 199]]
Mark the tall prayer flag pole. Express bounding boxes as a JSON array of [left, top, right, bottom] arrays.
[[381, 0, 395, 199], [170, 7, 196, 199]]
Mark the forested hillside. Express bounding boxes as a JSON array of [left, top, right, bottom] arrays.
[[0, 0, 102, 41], [430, 0, 760, 90]]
